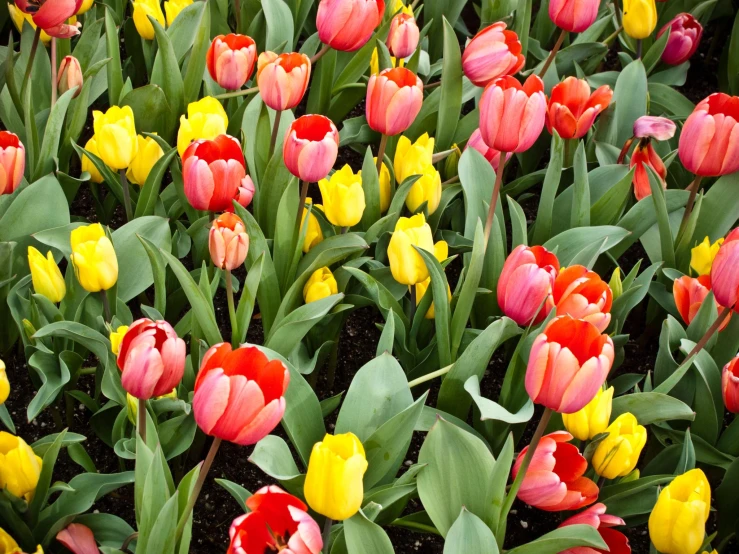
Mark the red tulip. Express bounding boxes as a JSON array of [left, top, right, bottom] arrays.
[[193, 344, 289, 445], [182, 134, 255, 212], [257, 52, 311, 111], [466, 128, 511, 171], [546, 77, 612, 139], [549, 0, 600, 32], [497, 245, 559, 326], [0, 131, 25, 195], [461, 22, 525, 87], [633, 115, 676, 141], [559, 504, 631, 554], [658, 13, 703, 66], [209, 212, 249, 271], [14, 0, 82, 37], [387, 13, 419, 59], [316, 0, 385, 52], [283, 115, 340, 183], [206, 34, 258, 91], [673, 275, 730, 328], [366, 67, 424, 136], [56, 523, 99, 554], [553, 265, 613, 332], [710, 228, 739, 308], [723, 356, 739, 413], [630, 140, 666, 201]]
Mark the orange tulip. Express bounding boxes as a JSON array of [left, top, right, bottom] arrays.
[[553, 265, 613, 332]]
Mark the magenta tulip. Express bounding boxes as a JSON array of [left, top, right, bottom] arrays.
[[658, 13, 703, 66]]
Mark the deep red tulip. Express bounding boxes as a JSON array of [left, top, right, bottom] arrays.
[[546, 77, 612, 139]]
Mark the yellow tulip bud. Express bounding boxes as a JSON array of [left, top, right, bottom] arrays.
[[164, 0, 192, 25], [405, 164, 442, 215], [77, 0, 94, 14], [70, 224, 119, 293], [92, 106, 138, 170], [27, 247, 66, 304], [81, 136, 105, 184], [609, 267, 623, 300], [0, 360, 8, 405], [591, 412, 647, 479], [623, 0, 657, 39], [126, 135, 164, 186], [388, 214, 436, 285], [132, 0, 165, 40], [318, 165, 366, 228], [369, 47, 404, 76], [0, 432, 43, 500], [690, 236, 723, 276], [303, 267, 338, 304], [177, 97, 229, 156], [394, 133, 434, 184], [562, 386, 614, 441], [126, 388, 176, 424], [304, 432, 368, 521], [300, 199, 324, 253], [702, 550, 718, 554], [110, 325, 129, 356], [648, 469, 711, 554]]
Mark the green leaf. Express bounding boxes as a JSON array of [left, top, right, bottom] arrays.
[[507, 525, 607, 554], [613, 59, 647, 146], [344, 510, 396, 554], [648, 165, 675, 268], [249, 435, 302, 480], [450, 221, 485, 359], [590, 166, 634, 226], [215, 478, 252, 509], [263, 0, 294, 52], [569, 141, 589, 228], [150, 17, 185, 117], [137, 235, 168, 316], [532, 132, 565, 245], [464, 376, 534, 424], [105, 7, 123, 107], [443, 508, 499, 554], [360, 146, 381, 231], [183, 2, 210, 104], [642, 27, 670, 74], [28, 429, 67, 524], [415, 245, 452, 367], [544, 226, 630, 266], [120, 85, 173, 139], [436, 17, 463, 151], [33, 88, 75, 180], [235, 252, 264, 345], [611, 392, 695, 425], [134, 147, 177, 218]]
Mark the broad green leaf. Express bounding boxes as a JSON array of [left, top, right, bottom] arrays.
[[443, 508, 498, 554], [611, 392, 695, 425]]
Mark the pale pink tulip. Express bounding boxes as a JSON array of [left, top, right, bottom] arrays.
[[633, 115, 676, 141], [257, 52, 311, 111], [461, 22, 525, 87], [366, 67, 423, 136], [283, 115, 339, 182]]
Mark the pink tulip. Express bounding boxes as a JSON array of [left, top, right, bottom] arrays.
[[497, 245, 560, 326], [316, 0, 385, 52], [549, 0, 600, 32], [0, 131, 25, 195], [553, 265, 613, 332], [117, 318, 186, 400], [206, 34, 258, 91], [512, 431, 599, 511], [710, 228, 739, 308], [559, 504, 631, 554], [15, 0, 82, 37], [658, 13, 703, 66], [466, 128, 511, 171], [723, 356, 739, 413], [257, 52, 311, 111], [546, 77, 612, 139], [283, 115, 340, 182], [631, 141, 666, 201], [461, 22, 525, 87], [526, 315, 614, 413], [193, 344, 289, 445], [56, 524, 99, 554], [57, 55, 83, 98], [387, 13, 419, 59], [209, 212, 249, 271], [479, 75, 547, 153], [633, 115, 676, 141], [366, 67, 424, 136]]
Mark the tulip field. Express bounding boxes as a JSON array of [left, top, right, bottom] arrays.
[[2, 0, 739, 552]]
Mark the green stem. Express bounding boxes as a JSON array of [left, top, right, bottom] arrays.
[[322, 518, 333, 553], [50, 38, 57, 108], [175, 437, 222, 543], [100, 291, 112, 322], [225, 270, 239, 347], [539, 28, 567, 77], [214, 86, 259, 100], [376, 134, 389, 175], [268, 109, 282, 161], [295, 180, 309, 239], [138, 398, 147, 444], [408, 283, 417, 322], [234, 0, 241, 32], [310, 43, 331, 65], [120, 169, 133, 221], [636, 39, 643, 59], [483, 152, 508, 246], [20, 27, 41, 100], [678, 175, 703, 236], [602, 25, 624, 46], [408, 364, 454, 388]]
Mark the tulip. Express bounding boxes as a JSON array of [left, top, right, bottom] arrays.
[[0, 432, 42, 500], [497, 244, 560, 326], [679, 93, 739, 177], [394, 133, 434, 184], [228, 486, 322, 554], [126, 134, 164, 186], [0, 131, 25, 195], [257, 52, 311, 111], [27, 246, 66, 303], [300, 199, 324, 252], [387, 13, 419, 59], [414, 241, 450, 319], [57, 55, 83, 98], [70, 223, 118, 292], [132, 0, 165, 40], [623, 0, 657, 39], [405, 164, 441, 215], [318, 165, 366, 227], [316, 0, 385, 52], [80, 136, 103, 184], [512, 431, 598, 511], [631, 140, 666, 201], [648, 469, 711, 554], [57, 523, 98, 554], [634, 115, 677, 141], [387, 214, 439, 286], [164, 0, 191, 26], [461, 22, 525, 87], [370, 47, 404, 76], [177, 96, 229, 156], [527, 315, 615, 413], [592, 413, 647, 479], [691, 236, 723, 275], [182, 134, 255, 212], [209, 213, 249, 271], [304, 432, 368, 520], [76, 0, 93, 14], [13, 0, 81, 37], [480, 75, 547, 153], [8, 4, 50, 44], [206, 34, 257, 91], [673, 275, 730, 328], [562, 386, 614, 441], [193, 343, 289, 445], [92, 106, 138, 170], [304, 267, 338, 304], [658, 14, 703, 66], [0, 360, 8, 405], [0, 527, 42, 554], [377, 158, 392, 212], [710, 228, 739, 308], [723, 356, 739, 413], [559, 503, 630, 554], [109, 325, 129, 356], [366, 67, 424, 137], [466, 128, 510, 171], [553, 265, 613, 332], [546, 78, 613, 139], [549, 0, 600, 32], [283, 115, 339, 183]]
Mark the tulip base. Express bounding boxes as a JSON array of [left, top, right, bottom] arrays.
[[175, 437, 222, 543], [322, 517, 333, 552], [483, 153, 508, 246]]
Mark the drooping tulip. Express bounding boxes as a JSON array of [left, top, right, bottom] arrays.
[[658, 13, 703, 66], [622, 0, 657, 39], [0, 432, 42, 500], [366, 67, 423, 136], [318, 165, 366, 227], [92, 105, 138, 170], [387, 214, 439, 286], [553, 265, 613, 332], [549, 0, 600, 32], [497, 245, 559, 326], [546, 78, 613, 139], [394, 133, 434, 184], [28, 246, 66, 303], [283, 115, 340, 183], [209, 213, 249, 271], [387, 12, 419, 59], [710, 228, 739, 308], [0, 131, 25, 195], [558, 504, 631, 554], [633, 115, 677, 141], [562, 386, 614, 441], [70, 223, 118, 292], [80, 136, 103, 184], [257, 52, 311, 111], [13, 0, 82, 37], [207, 34, 258, 91], [164, 0, 191, 25], [631, 140, 666, 201], [592, 413, 647, 479], [722, 355, 739, 413], [132, 0, 165, 40], [300, 199, 324, 252], [177, 96, 229, 156], [0, 360, 8, 405], [691, 236, 723, 275], [461, 22, 525, 87], [405, 164, 441, 215], [57, 55, 83, 98], [316, 0, 385, 52], [56, 523, 99, 554], [304, 267, 338, 304], [466, 128, 510, 171], [673, 275, 729, 328], [126, 134, 164, 186]]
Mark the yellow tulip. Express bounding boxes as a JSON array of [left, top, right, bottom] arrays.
[[414, 241, 449, 319], [177, 97, 229, 156], [0, 527, 40, 554], [623, 0, 657, 39], [690, 236, 723, 276], [648, 469, 710, 554], [369, 47, 404, 76], [92, 106, 138, 170], [70, 224, 119, 292], [0, 360, 8, 405], [394, 133, 434, 184], [126, 388, 176, 424], [27, 247, 66, 304], [405, 164, 442, 215], [300, 199, 324, 253], [702, 551, 718, 554], [562, 386, 614, 441], [110, 325, 129, 356], [303, 267, 338, 304], [591, 412, 647, 479], [358, 159, 392, 213], [318, 165, 366, 228], [164, 0, 192, 26], [77, 0, 95, 14], [388, 214, 439, 285], [304, 432, 368, 521], [126, 135, 164, 186], [132, 0, 165, 40], [0, 432, 42, 500], [80, 137, 104, 184]]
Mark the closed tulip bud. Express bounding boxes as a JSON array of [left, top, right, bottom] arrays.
[[110, 325, 129, 356], [691, 236, 723, 275], [673, 275, 730, 328], [710, 228, 739, 308], [164, 0, 191, 26], [177, 96, 229, 156], [132, 0, 165, 40], [300, 199, 324, 252], [194, 344, 289, 445], [304, 432, 368, 520], [631, 140, 666, 201], [373, 158, 392, 212], [553, 265, 613, 332], [658, 14, 703, 65], [648, 469, 711, 554], [609, 267, 623, 300], [414, 241, 450, 319], [209, 213, 249, 271], [558, 503, 630, 554], [0, 131, 25, 195], [723, 356, 739, 413], [92, 106, 138, 170], [70, 223, 118, 292], [527, 316, 614, 413], [512, 431, 598, 511], [480, 75, 547, 153], [27, 246, 66, 303], [387, 214, 437, 285], [81, 136, 104, 184], [304, 267, 338, 304], [126, 135, 164, 186], [257, 52, 311, 111], [462, 22, 525, 87], [466, 128, 510, 171], [394, 134, 434, 184], [546, 78, 613, 139], [318, 165, 366, 227], [549, 0, 599, 32], [497, 244, 560, 326], [0, 432, 42, 500], [56, 523, 98, 554], [317, 0, 385, 52], [623, 0, 657, 39], [443, 144, 461, 181], [366, 67, 424, 136], [57, 55, 82, 98], [405, 165, 441, 214], [283, 115, 340, 183], [633, 115, 676, 141], [0, 360, 8, 405], [387, 13, 419, 58], [12, 0, 81, 38], [592, 413, 647, 479], [207, 34, 257, 91], [562, 386, 614, 441]]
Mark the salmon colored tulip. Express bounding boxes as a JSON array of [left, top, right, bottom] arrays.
[[56, 523, 98, 554], [658, 13, 703, 66], [57, 55, 82, 98], [193, 344, 289, 445], [722, 355, 739, 413], [206, 34, 257, 91], [366, 67, 423, 136], [526, 315, 615, 413], [480, 75, 547, 153], [673, 275, 730, 328], [546, 77, 613, 139], [553, 265, 613, 332], [209, 213, 249, 271], [466, 128, 510, 171], [691, 236, 723, 276], [257, 52, 311, 111], [283, 115, 339, 183], [316, 0, 385, 52], [497, 245, 560, 326], [461, 22, 525, 87], [387, 13, 419, 59], [679, 93, 739, 177], [14, 0, 82, 37], [559, 504, 631, 554], [512, 431, 599, 511], [549, 0, 600, 32], [631, 140, 666, 200], [633, 115, 676, 141], [117, 318, 186, 400], [710, 228, 739, 308], [0, 131, 25, 195]]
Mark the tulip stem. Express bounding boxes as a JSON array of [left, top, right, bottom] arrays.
[[612, 0, 623, 26], [322, 518, 333, 552], [119, 170, 133, 222], [441, 175, 460, 186], [408, 364, 454, 388], [636, 39, 643, 59], [539, 29, 567, 77], [214, 86, 259, 100], [617, 136, 635, 164], [234, 0, 241, 33], [225, 270, 239, 347], [295, 180, 310, 241], [269, 109, 282, 161], [409, 284, 417, 322], [678, 175, 703, 235], [483, 153, 508, 246], [310, 43, 331, 65], [175, 437, 222, 543], [100, 291, 112, 322], [424, 81, 441, 90], [680, 304, 732, 368], [138, 398, 147, 444], [376, 134, 389, 175], [50, 38, 58, 108], [21, 27, 42, 101], [602, 25, 624, 46]]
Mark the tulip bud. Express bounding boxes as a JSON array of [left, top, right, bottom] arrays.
[[405, 164, 441, 215], [132, 0, 165, 40], [304, 267, 338, 304], [300, 199, 324, 252], [0, 360, 8, 405], [110, 325, 129, 356], [57, 55, 82, 98], [722, 356, 739, 413], [283, 115, 340, 183], [466, 129, 510, 171], [387, 13, 419, 59], [498, 245, 559, 326], [549, 0, 600, 32], [691, 236, 723, 276], [558, 504, 630, 554], [177, 97, 229, 156], [366, 67, 424, 136], [209, 213, 249, 271], [257, 52, 311, 111], [27, 246, 66, 303], [0, 432, 42, 500], [394, 134, 434, 184], [633, 115, 676, 141], [92, 106, 138, 170], [318, 165, 366, 227], [631, 140, 666, 201], [81, 136, 104, 184], [623, 0, 657, 39], [710, 228, 739, 308], [206, 34, 258, 91], [443, 144, 461, 181], [609, 267, 623, 300], [70, 223, 118, 292], [0, 131, 25, 195], [126, 135, 164, 186], [316, 0, 385, 52], [387, 214, 438, 285], [658, 13, 703, 66], [592, 412, 647, 479], [562, 386, 614, 441], [461, 22, 525, 87], [164, 0, 192, 26], [546, 77, 613, 139]]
